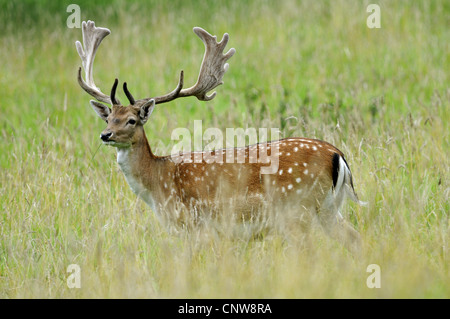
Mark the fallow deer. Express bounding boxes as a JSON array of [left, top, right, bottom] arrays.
[[75, 21, 364, 250]]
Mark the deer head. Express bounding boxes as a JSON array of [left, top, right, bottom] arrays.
[[89, 80, 156, 148]]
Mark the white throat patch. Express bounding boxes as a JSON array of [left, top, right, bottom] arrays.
[[116, 148, 157, 212]]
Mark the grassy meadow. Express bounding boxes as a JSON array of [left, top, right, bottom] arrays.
[[0, 0, 448, 298]]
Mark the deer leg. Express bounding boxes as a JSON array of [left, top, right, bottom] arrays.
[[317, 202, 361, 254]]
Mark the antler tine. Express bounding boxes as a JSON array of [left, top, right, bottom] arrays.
[[110, 79, 120, 105], [76, 20, 113, 105], [152, 70, 184, 104], [135, 70, 184, 106], [136, 27, 235, 105], [123, 82, 136, 105]]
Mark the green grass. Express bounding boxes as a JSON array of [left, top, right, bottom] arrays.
[[0, 0, 448, 298]]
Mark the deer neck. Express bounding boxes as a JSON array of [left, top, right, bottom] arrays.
[[116, 129, 164, 212]]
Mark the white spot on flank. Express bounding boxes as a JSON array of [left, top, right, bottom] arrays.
[[294, 147, 298, 152], [304, 169, 309, 175], [279, 169, 283, 175], [288, 168, 293, 174], [312, 146, 317, 151], [288, 184, 293, 190], [296, 189, 302, 194], [303, 163, 308, 167], [281, 186, 286, 193]]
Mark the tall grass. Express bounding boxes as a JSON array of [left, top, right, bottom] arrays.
[[0, 0, 448, 298]]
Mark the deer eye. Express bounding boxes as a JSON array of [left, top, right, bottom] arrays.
[[127, 119, 136, 125]]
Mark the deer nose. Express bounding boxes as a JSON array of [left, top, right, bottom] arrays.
[[100, 132, 113, 141]]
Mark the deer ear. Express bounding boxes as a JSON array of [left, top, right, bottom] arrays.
[[139, 99, 155, 125], [90, 100, 111, 121]]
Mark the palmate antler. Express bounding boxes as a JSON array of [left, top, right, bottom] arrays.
[[76, 20, 235, 106], [76, 21, 113, 104]]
